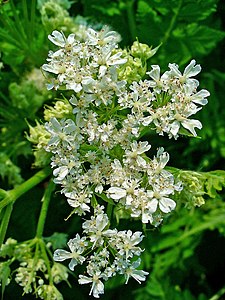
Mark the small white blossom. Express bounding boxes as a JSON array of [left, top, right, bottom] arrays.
[[53, 234, 87, 270], [79, 271, 104, 298], [119, 258, 149, 284]]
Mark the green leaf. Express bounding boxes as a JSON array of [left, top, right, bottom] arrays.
[[173, 24, 225, 57], [205, 170, 225, 198], [145, 276, 165, 297], [44, 232, 68, 250], [95, 192, 115, 205], [178, 0, 218, 22], [1, 263, 11, 299], [136, 0, 225, 68]]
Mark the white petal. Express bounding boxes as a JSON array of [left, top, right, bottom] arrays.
[[53, 166, 68, 181], [184, 60, 201, 77], [67, 33, 75, 44], [66, 82, 82, 92], [147, 65, 160, 81], [142, 116, 153, 126], [159, 197, 176, 213], [107, 187, 126, 200], [170, 121, 180, 136], [131, 270, 149, 284], [168, 63, 181, 77], [53, 249, 72, 262], [42, 64, 59, 74], [192, 89, 209, 105], [99, 65, 107, 77], [78, 275, 93, 285], [147, 198, 158, 213], [92, 280, 104, 298], [182, 119, 202, 136], [69, 258, 78, 271], [48, 31, 65, 47], [142, 213, 153, 223]]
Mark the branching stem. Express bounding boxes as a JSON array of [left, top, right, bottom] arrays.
[[0, 167, 51, 211]]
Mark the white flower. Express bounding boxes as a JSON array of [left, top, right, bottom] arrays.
[[147, 186, 176, 214], [53, 234, 87, 271], [114, 230, 144, 259], [86, 25, 121, 46], [120, 258, 149, 284], [82, 207, 113, 248], [107, 178, 141, 205], [65, 190, 91, 215], [45, 118, 82, 152], [48, 30, 75, 48], [168, 59, 201, 85], [78, 271, 105, 298]]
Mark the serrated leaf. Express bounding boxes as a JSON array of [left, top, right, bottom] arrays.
[[205, 171, 225, 198], [178, 0, 218, 22], [176, 24, 225, 56]]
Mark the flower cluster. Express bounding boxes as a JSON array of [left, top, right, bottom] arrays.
[[53, 205, 148, 298], [41, 27, 191, 224], [15, 258, 68, 296], [42, 27, 125, 99], [0, 238, 68, 299], [107, 146, 182, 224], [28, 25, 210, 298], [118, 60, 209, 139]]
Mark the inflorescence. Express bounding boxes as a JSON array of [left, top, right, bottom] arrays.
[[27, 25, 209, 297]]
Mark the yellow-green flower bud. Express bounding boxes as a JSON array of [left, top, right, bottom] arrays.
[[44, 100, 73, 121], [27, 121, 50, 147], [131, 41, 161, 60]]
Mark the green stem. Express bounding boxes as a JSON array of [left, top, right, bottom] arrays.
[[0, 204, 13, 247], [0, 167, 52, 211], [0, 189, 7, 198], [161, 0, 183, 44], [209, 286, 225, 300], [39, 239, 54, 285], [106, 203, 113, 221], [126, 0, 137, 42], [36, 179, 55, 238]]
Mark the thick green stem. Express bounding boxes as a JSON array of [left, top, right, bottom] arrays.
[[0, 204, 13, 247], [36, 179, 55, 238], [0, 166, 52, 211], [0, 189, 7, 199], [126, 0, 137, 42]]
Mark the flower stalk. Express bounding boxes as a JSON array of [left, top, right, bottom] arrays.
[[36, 179, 55, 239]]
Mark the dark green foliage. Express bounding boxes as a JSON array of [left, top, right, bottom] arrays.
[[80, 0, 225, 67]]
